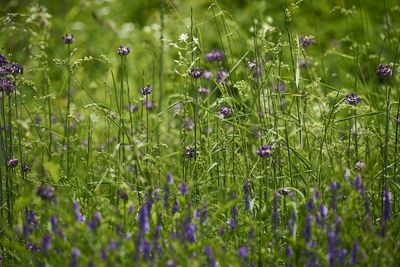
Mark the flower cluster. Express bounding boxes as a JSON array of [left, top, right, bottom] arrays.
[[376, 64, 393, 78], [344, 93, 361, 106], [62, 34, 75, 44], [140, 83, 153, 95], [117, 45, 131, 56], [220, 106, 233, 118], [299, 35, 316, 48], [256, 145, 272, 158], [204, 49, 225, 62]]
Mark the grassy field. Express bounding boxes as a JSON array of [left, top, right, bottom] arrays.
[[0, 0, 399, 266]]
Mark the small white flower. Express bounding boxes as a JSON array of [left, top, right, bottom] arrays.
[[193, 37, 199, 45], [179, 33, 189, 42]]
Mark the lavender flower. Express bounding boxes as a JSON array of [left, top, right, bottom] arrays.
[[0, 54, 8, 66], [383, 189, 391, 221], [205, 49, 225, 62], [299, 36, 316, 48], [273, 81, 286, 92], [164, 184, 170, 209], [344, 93, 361, 105], [116, 45, 130, 56], [203, 246, 216, 267], [184, 221, 197, 243], [220, 106, 232, 118], [302, 214, 312, 242], [246, 59, 264, 77], [194, 206, 208, 224], [73, 201, 85, 222], [319, 204, 328, 219], [286, 246, 294, 258], [6, 157, 18, 168], [166, 173, 174, 184], [0, 78, 15, 95], [42, 234, 51, 251], [238, 245, 248, 260], [376, 64, 393, 78], [353, 175, 362, 192], [127, 103, 138, 112], [5, 62, 23, 75], [202, 71, 213, 80], [88, 211, 102, 231], [188, 67, 203, 79], [350, 243, 358, 265], [172, 197, 179, 214], [256, 145, 272, 158], [140, 83, 153, 95], [216, 70, 229, 84], [178, 182, 189, 195], [62, 34, 75, 44], [138, 204, 150, 234], [23, 210, 38, 236], [143, 99, 154, 110], [70, 248, 80, 267], [185, 147, 196, 158], [355, 161, 364, 170], [36, 185, 56, 201]]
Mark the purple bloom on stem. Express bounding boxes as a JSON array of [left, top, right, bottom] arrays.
[[178, 182, 189, 195], [70, 248, 80, 267], [140, 83, 152, 95], [256, 145, 272, 158], [220, 106, 232, 118], [194, 206, 208, 223], [216, 70, 229, 84], [62, 34, 75, 44], [202, 71, 213, 80], [118, 190, 129, 201], [0, 78, 16, 95], [238, 245, 248, 259], [350, 243, 358, 265], [299, 36, 316, 48], [303, 214, 312, 242], [273, 81, 286, 92], [355, 161, 364, 170], [6, 157, 18, 168], [88, 211, 101, 231], [0, 54, 8, 66], [163, 184, 170, 209], [166, 173, 174, 184], [383, 189, 391, 221], [116, 45, 130, 56], [319, 204, 328, 219], [184, 221, 197, 243], [172, 197, 179, 214], [198, 87, 210, 95], [73, 201, 85, 222], [376, 64, 393, 78], [344, 93, 361, 106], [286, 246, 293, 257], [185, 147, 196, 158], [42, 234, 51, 251], [36, 185, 55, 201], [188, 67, 203, 79], [138, 204, 150, 234], [143, 99, 154, 110], [205, 49, 225, 62], [22, 163, 31, 173]]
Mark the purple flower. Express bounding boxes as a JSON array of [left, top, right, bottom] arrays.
[[198, 87, 210, 95], [355, 161, 364, 170], [184, 221, 197, 243], [204, 49, 225, 62], [127, 103, 138, 112], [23, 210, 38, 236], [6, 157, 18, 168], [202, 71, 213, 79], [188, 67, 203, 79], [299, 36, 316, 48], [140, 83, 152, 95], [299, 59, 310, 68], [220, 106, 232, 118], [238, 245, 248, 259], [21, 163, 31, 173], [344, 93, 361, 106], [350, 243, 358, 265], [286, 246, 293, 257], [166, 173, 174, 184], [194, 206, 208, 223], [36, 185, 56, 202], [353, 175, 362, 192], [0, 78, 15, 95], [5, 62, 23, 75], [256, 145, 272, 158], [73, 201, 85, 222], [319, 204, 328, 219], [62, 34, 75, 44], [383, 190, 391, 221], [376, 64, 393, 78], [163, 184, 170, 209], [116, 45, 130, 56], [302, 214, 312, 242], [70, 248, 80, 267], [88, 211, 101, 231], [216, 70, 229, 84], [246, 60, 264, 77], [203, 246, 216, 267], [0, 54, 8, 66], [140, 239, 152, 259], [42, 234, 51, 251], [143, 99, 154, 110], [185, 147, 196, 158], [138, 204, 150, 234], [172, 197, 179, 214], [178, 182, 189, 195], [273, 81, 286, 92]]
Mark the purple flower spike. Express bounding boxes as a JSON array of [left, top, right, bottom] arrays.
[[198, 87, 210, 95], [73, 201, 85, 222], [0, 54, 9, 66], [355, 161, 365, 170], [220, 106, 232, 118], [344, 93, 361, 106], [42, 234, 51, 251], [256, 145, 272, 158], [238, 245, 248, 260], [70, 248, 80, 267], [188, 67, 203, 79], [88, 211, 102, 231], [178, 182, 189, 195]]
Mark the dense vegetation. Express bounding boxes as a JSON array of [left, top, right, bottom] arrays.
[[0, 0, 399, 266]]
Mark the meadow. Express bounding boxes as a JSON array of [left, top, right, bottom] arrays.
[[0, 0, 399, 266]]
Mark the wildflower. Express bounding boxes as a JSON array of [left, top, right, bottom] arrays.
[[116, 45, 130, 56], [166, 173, 174, 184], [350, 243, 358, 266], [299, 35, 316, 48], [6, 62, 23, 75], [140, 83, 152, 95], [286, 246, 294, 257], [172, 197, 179, 214], [143, 99, 154, 110], [220, 106, 232, 118], [353, 175, 362, 192], [273, 81, 286, 92], [178, 182, 189, 195], [73, 201, 85, 222], [198, 87, 210, 95], [178, 33, 189, 42], [88, 211, 101, 231], [70, 248, 80, 267], [256, 145, 272, 158], [383, 189, 391, 221], [376, 64, 393, 78], [238, 245, 248, 259], [127, 103, 138, 112], [23, 210, 38, 236], [203, 246, 216, 267], [202, 71, 213, 79], [355, 161, 364, 170], [184, 220, 197, 243], [344, 93, 361, 105], [246, 59, 264, 77], [204, 49, 225, 62], [188, 67, 203, 79], [0, 78, 15, 95], [319, 204, 328, 219], [0, 54, 8, 66], [6, 157, 18, 168], [302, 214, 312, 242], [194, 206, 208, 224], [42, 234, 51, 251], [216, 70, 229, 84], [36, 185, 56, 201], [185, 147, 196, 158], [298, 59, 310, 68], [62, 34, 75, 44], [138, 204, 150, 235]]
